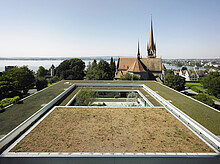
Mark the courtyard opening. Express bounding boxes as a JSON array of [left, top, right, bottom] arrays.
[[68, 90, 151, 107]]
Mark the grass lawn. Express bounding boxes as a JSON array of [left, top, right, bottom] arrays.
[[0, 81, 71, 135], [145, 81, 220, 135], [11, 107, 213, 153]]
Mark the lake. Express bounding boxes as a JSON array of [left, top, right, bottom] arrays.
[[0, 60, 206, 73], [0, 59, 110, 72]]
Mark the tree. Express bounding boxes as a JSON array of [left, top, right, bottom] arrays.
[[48, 76, 62, 84], [120, 72, 140, 80], [5, 66, 35, 95], [109, 57, 116, 79], [193, 94, 215, 107], [200, 72, 219, 88], [86, 60, 99, 80], [76, 87, 97, 106], [208, 76, 220, 98], [97, 60, 111, 80], [86, 59, 112, 80], [37, 66, 46, 77], [164, 70, 185, 91], [36, 78, 48, 91], [200, 72, 220, 98], [56, 58, 85, 80], [0, 80, 15, 100]]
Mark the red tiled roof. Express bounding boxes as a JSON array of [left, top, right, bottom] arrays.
[[140, 58, 162, 71], [117, 58, 137, 70], [115, 70, 127, 79], [127, 59, 146, 72]]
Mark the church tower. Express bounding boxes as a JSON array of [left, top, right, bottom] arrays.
[[147, 18, 156, 58]]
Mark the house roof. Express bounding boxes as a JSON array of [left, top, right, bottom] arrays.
[[188, 68, 199, 77]]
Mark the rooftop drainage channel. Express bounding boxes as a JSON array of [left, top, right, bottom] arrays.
[[142, 84, 220, 153]]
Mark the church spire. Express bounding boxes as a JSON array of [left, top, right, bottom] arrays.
[[147, 17, 156, 58], [137, 40, 140, 59]]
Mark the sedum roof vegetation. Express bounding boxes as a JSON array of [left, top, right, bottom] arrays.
[[11, 107, 213, 153], [0, 81, 72, 135], [144, 82, 220, 135], [62, 80, 220, 135]]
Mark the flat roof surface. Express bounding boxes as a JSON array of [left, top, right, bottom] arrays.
[[10, 107, 214, 153]]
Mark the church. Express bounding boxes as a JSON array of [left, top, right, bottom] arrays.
[[115, 19, 166, 81]]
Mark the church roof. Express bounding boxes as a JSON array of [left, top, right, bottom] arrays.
[[117, 58, 163, 72], [117, 58, 137, 70], [115, 70, 127, 79], [127, 58, 146, 72], [140, 58, 162, 72]]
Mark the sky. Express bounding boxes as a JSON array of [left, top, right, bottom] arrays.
[[0, 0, 219, 59]]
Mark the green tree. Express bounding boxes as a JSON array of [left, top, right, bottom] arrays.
[[86, 60, 99, 80], [76, 87, 97, 106], [109, 57, 116, 79], [193, 93, 215, 107], [56, 58, 85, 80], [164, 70, 185, 91], [0, 80, 15, 100], [5, 66, 35, 95], [200, 72, 219, 88], [97, 60, 111, 80], [207, 76, 220, 98], [86, 59, 112, 80], [37, 66, 46, 77], [120, 72, 140, 80], [48, 76, 62, 84], [36, 78, 48, 91], [200, 72, 220, 98]]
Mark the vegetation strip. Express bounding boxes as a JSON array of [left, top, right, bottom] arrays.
[[144, 81, 220, 135], [0, 81, 71, 135]]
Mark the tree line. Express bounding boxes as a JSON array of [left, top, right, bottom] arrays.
[[0, 57, 116, 109]]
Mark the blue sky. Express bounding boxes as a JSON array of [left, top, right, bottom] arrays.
[[0, 0, 219, 59]]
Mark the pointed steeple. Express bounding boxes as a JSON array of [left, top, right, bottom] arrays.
[[147, 16, 156, 58], [137, 40, 140, 59]]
